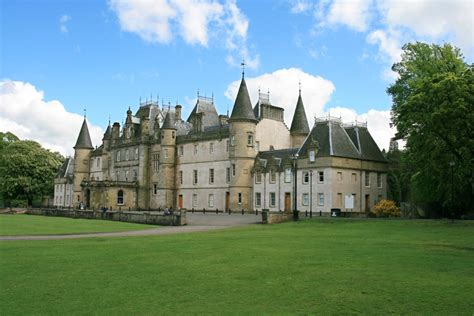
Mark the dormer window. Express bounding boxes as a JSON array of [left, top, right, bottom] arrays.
[[309, 150, 315, 162]]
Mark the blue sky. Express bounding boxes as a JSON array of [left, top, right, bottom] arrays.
[[1, 0, 472, 155]]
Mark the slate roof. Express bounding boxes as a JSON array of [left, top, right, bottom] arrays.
[[187, 97, 220, 129], [345, 126, 386, 162], [177, 124, 230, 144], [74, 118, 94, 149], [290, 94, 310, 135], [102, 125, 111, 140], [229, 78, 257, 122], [56, 157, 74, 178], [254, 148, 299, 171], [162, 112, 176, 130]]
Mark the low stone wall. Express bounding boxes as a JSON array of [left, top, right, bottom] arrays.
[[26, 208, 187, 226], [262, 210, 292, 224]]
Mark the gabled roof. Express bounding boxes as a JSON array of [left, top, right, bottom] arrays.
[[229, 78, 257, 122], [56, 157, 74, 178], [290, 94, 310, 135], [74, 118, 94, 149], [345, 126, 386, 162]]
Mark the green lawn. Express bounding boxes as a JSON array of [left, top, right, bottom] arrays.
[[1, 219, 473, 315], [0, 214, 155, 236]]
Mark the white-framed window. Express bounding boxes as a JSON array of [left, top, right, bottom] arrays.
[[318, 193, 324, 206], [232, 164, 236, 177], [153, 184, 158, 195], [302, 171, 309, 184], [352, 173, 357, 181], [210, 142, 214, 154], [209, 169, 214, 184], [179, 171, 183, 185], [208, 194, 214, 207], [337, 172, 342, 181], [247, 133, 253, 146], [284, 168, 291, 183], [302, 193, 309, 206], [194, 144, 198, 155], [270, 170, 276, 183], [377, 173, 382, 188], [117, 190, 124, 205], [164, 148, 168, 159], [309, 150, 315, 162], [238, 193, 242, 205], [179, 146, 184, 156], [270, 192, 276, 207], [255, 171, 262, 184], [255, 193, 261, 207], [192, 194, 197, 207], [365, 172, 370, 187], [193, 170, 198, 185], [318, 171, 324, 183], [226, 167, 231, 183]]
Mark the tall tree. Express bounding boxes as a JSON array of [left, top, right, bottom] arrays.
[[388, 42, 474, 216], [0, 135, 64, 206]]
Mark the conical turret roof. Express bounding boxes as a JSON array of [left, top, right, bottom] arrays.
[[102, 124, 111, 140], [290, 94, 310, 135], [162, 112, 176, 130], [74, 118, 94, 149], [229, 78, 257, 122]]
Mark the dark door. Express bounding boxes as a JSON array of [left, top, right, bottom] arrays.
[[365, 194, 370, 212], [85, 189, 91, 209], [178, 195, 183, 209], [285, 193, 291, 212], [225, 192, 230, 211]]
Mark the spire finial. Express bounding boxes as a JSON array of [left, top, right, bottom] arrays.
[[108, 116, 111, 126], [83, 108, 87, 118], [299, 80, 302, 96], [241, 60, 245, 78]]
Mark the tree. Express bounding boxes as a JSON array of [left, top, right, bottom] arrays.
[[0, 134, 64, 207], [388, 42, 474, 216]]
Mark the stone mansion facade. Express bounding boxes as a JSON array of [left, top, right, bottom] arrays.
[[54, 74, 387, 214]]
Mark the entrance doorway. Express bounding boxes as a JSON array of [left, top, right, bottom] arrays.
[[225, 192, 230, 211], [85, 189, 91, 208], [365, 194, 370, 212], [284, 193, 291, 212], [178, 195, 183, 209]]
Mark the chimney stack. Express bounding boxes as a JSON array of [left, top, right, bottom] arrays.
[[175, 104, 182, 121]]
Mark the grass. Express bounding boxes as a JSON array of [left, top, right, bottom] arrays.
[[0, 214, 155, 236], [0, 219, 473, 315]]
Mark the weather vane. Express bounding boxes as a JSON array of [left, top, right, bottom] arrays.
[[83, 108, 86, 118], [241, 60, 246, 78]]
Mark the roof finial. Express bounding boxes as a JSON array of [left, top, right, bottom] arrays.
[[83, 108, 87, 118], [108, 116, 111, 126], [139, 96, 142, 105], [241, 60, 245, 79], [298, 80, 302, 96]]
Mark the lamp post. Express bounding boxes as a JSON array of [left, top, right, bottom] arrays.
[[292, 153, 299, 221], [310, 170, 313, 216]]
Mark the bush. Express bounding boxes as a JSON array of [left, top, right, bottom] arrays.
[[373, 199, 401, 218]]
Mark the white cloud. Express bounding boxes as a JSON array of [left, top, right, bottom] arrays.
[[109, 0, 259, 68], [291, 0, 312, 14], [0, 80, 103, 156], [316, 0, 374, 32], [366, 28, 402, 80], [59, 14, 71, 33], [225, 68, 335, 127]]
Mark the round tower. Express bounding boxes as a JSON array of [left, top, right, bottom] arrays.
[[158, 111, 177, 209], [228, 75, 258, 212], [73, 117, 94, 208], [290, 87, 310, 148]]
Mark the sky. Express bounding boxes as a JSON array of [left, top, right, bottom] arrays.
[[1, 0, 473, 156]]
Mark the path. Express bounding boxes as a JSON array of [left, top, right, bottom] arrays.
[[0, 213, 261, 241]]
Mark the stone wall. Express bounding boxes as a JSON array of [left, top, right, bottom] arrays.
[[261, 210, 292, 224], [26, 208, 186, 226]]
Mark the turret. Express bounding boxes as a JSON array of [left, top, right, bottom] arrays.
[[73, 117, 94, 208], [158, 112, 177, 208], [290, 88, 310, 148], [102, 122, 112, 151], [228, 74, 258, 211]]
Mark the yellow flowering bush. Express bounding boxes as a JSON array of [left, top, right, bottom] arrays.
[[373, 199, 401, 217]]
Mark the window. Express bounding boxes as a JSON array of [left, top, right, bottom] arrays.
[[179, 146, 184, 156], [232, 164, 236, 177], [208, 194, 214, 207], [352, 194, 357, 208], [192, 194, 197, 207], [238, 193, 242, 204], [116, 171, 120, 181], [153, 154, 159, 172], [255, 171, 262, 183], [318, 193, 324, 206], [318, 171, 324, 183], [284, 168, 291, 183], [270, 192, 276, 207], [164, 148, 168, 159], [255, 193, 261, 207], [270, 169, 276, 183], [193, 170, 198, 185], [352, 173, 357, 181], [302, 193, 309, 206], [153, 184, 158, 195], [116, 151, 121, 162], [97, 158, 100, 167], [377, 173, 382, 188], [247, 133, 253, 146], [309, 150, 315, 162], [337, 193, 342, 207], [117, 190, 124, 204], [172, 131, 175, 139], [209, 169, 214, 184], [179, 171, 183, 185], [337, 172, 342, 181], [231, 135, 235, 146], [135, 148, 139, 160], [194, 144, 198, 155], [226, 167, 231, 183], [210, 142, 214, 154], [365, 172, 370, 187], [303, 171, 309, 184], [133, 169, 137, 180], [226, 140, 230, 152], [125, 150, 129, 161], [255, 141, 260, 152], [125, 170, 129, 181]]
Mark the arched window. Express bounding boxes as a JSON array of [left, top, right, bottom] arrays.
[[117, 190, 124, 204]]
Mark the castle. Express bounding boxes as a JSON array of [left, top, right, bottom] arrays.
[[54, 74, 387, 214]]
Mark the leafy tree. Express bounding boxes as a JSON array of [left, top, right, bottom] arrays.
[[388, 42, 474, 216], [0, 134, 64, 207]]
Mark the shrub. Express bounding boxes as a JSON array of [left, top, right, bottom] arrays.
[[373, 199, 401, 218]]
